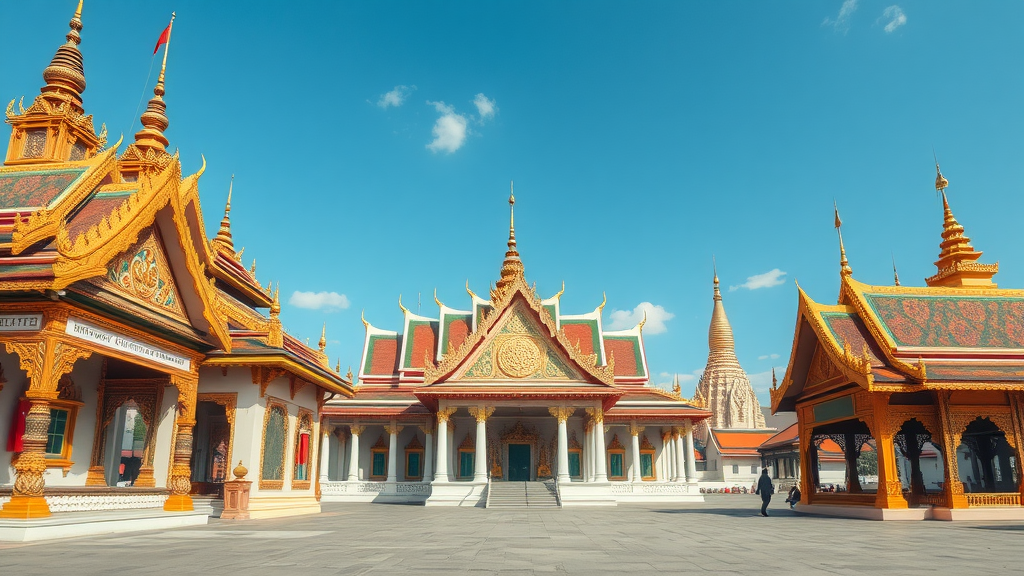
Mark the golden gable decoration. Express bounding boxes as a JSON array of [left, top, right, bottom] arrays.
[[101, 228, 186, 321]]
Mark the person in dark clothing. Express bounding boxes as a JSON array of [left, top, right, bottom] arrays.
[[785, 485, 801, 509], [755, 468, 774, 516]]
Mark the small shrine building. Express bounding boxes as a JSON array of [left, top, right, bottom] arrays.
[[321, 192, 711, 506], [772, 166, 1024, 520], [0, 3, 351, 534]]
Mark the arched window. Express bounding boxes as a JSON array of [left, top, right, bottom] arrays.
[[640, 435, 656, 481], [260, 401, 288, 489], [607, 434, 626, 481], [292, 411, 313, 488]]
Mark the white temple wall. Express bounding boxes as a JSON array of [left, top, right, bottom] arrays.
[[151, 381, 178, 488], [196, 366, 261, 482], [41, 355, 103, 487]]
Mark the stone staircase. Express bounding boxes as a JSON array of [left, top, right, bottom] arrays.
[[487, 481, 560, 509]]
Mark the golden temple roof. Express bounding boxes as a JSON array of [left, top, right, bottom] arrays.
[[924, 164, 997, 288]]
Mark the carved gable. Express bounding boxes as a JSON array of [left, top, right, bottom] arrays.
[[455, 301, 587, 382], [806, 344, 842, 388], [99, 227, 187, 322]]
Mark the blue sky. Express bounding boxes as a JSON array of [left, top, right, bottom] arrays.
[[2, 1, 1022, 404]]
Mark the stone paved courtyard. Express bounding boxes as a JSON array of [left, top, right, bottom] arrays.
[[2, 495, 1023, 575]]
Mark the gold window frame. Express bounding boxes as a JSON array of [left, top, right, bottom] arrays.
[[291, 409, 314, 490], [258, 397, 289, 490]]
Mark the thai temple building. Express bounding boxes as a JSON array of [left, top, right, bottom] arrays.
[[692, 271, 774, 486], [0, 3, 351, 537], [772, 166, 1024, 520], [320, 192, 712, 506]]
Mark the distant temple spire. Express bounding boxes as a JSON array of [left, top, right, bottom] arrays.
[[40, 0, 87, 111], [892, 253, 901, 286], [925, 163, 998, 288], [133, 12, 175, 153], [495, 181, 525, 293], [212, 175, 235, 253], [834, 201, 852, 277], [709, 266, 734, 352]]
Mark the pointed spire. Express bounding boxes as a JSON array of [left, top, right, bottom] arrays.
[[925, 164, 998, 288], [318, 323, 327, 353], [133, 13, 175, 152], [771, 368, 778, 390], [335, 359, 341, 373], [713, 256, 721, 302], [495, 181, 525, 293], [270, 283, 280, 316], [892, 253, 901, 286], [708, 267, 735, 352], [212, 175, 235, 253], [834, 201, 852, 277], [40, 0, 87, 111]]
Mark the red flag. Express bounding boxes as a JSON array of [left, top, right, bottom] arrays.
[[153, 23, 171, 55]]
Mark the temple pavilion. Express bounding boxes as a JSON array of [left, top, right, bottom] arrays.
[[320, 192, 711, 506], [772, 166, 1024, 520], [0, 3, 351, 536]]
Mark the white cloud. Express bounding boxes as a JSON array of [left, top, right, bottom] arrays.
[[729, 269, 787, 292], [426, 101, 469, 154], [881, 5, 906, 33], [473, 93, 497, 120], [289, 291, 350, 312], [758, 353, 781, 361], [606, 302, 675, 334], [377, 85, 414, 109], [822, 0, 858, 33]]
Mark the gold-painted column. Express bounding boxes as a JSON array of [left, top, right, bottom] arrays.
[[165, 374, 198, 512], [797, 408, 813, 505], [871, 394, 908, 509], [937, 391, 968, 509], [1, 339, 91, 519]]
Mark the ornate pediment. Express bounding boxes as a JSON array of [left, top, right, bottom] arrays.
[[99, 227, 187, 322], [806, 344, 842, 388], [455, 301, 587, 382]]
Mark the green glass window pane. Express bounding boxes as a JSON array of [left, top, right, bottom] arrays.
[[568, 452, 581, 478], [610, 453, 623, 478], [407, 452, 421, 478], [261, 406, 287, 481], [460, 451, 474, 478], [641, 453, 653, 478], [372, 452, 387, 477], [45, 409, 68, 456]]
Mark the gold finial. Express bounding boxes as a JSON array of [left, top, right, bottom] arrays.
[[133, 13, 175, 152], [40, 0, 87, 111], [554, 280, 565, 300], [495, 182, 525, 293], [212, 175, 235, 253], [935, 161, 949, 193], [708, 268, 736, 352], [598, 291, 607, 311], [638, 309, 647, 332], [250, 258, 257, 275], [346, 367, 354, 382], [335, 359, 341, 373], [672, 374, 681, 397], [466, 279, 479, 300], [892, 253, 901, 286], [270, 283, 280, 316], [925, 182, 998, 288], [232, 460, 248, 480], [318, 323, 327, 352], [434, 288, 444, 308], [834, 200, 852, 277], [398, 294, 409, 315], [712, 257, 722, 302], [361, 309, 369, 328], [771, 367, 778, 390]]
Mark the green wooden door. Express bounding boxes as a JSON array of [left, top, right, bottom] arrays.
[[508, 444, 531, 481]]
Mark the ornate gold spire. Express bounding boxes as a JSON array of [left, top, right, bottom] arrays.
[[212, 175, 235, 253], [892, 253, 901, 286], [318, 323, 327, 353], [40, 0, 87, 111], [834, 201, 852, 277], [925, 164, 997, 288], [495, 181, 525, 293], [133, 13, 175, 153], [709, 269, 735, 352]]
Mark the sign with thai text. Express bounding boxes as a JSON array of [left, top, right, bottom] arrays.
[[0, 314, 43, 331], [65, 317, 190, 371]]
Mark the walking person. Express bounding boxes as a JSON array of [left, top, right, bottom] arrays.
[[755, 467, 774, 517], [785, 485, 801, 510]]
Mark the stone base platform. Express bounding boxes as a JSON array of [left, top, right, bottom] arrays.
[[796, 503, 1024, 521], [0, 508, 209, 542]]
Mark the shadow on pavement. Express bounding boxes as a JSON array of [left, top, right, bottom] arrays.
[[651, 508, 799, 518]]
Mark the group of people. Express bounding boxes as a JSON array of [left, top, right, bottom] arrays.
[[754, 468, 801, 517]]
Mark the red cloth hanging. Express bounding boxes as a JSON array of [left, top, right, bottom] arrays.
[[6, 399, 30, 452], [297, 433, 309, 465]]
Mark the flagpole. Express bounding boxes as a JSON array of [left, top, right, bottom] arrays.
[[158, 13, 175, 83]]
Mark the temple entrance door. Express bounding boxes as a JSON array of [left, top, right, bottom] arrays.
[[508, 444, 531, 481], [190, 401, 231, 496]]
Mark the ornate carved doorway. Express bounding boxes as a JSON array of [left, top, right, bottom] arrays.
[[189, 395, 236, 496], [508, 444, 531, 481]]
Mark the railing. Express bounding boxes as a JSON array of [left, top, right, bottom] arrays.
[[809, 492, 877, 506], [967, 493, 1021, 507]]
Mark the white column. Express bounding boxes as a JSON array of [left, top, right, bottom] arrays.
[[386, 421, 399, 483], [319, 424, 333, 482], [336, 430, 347, 481], [592, 410, 608, 482], [630, 423, 644, 483], [551, 407, 574, 484], [469, 406, 494, 482], [674, 428, 686, 483], [684, 421, 697, 481], [585, 424, 594, 482], [422, 425, 434, 484], [433, 408, 454, 482], [662, 431, 673, 482], [347, 425, 364, 482]]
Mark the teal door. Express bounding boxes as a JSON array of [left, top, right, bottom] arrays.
[[508, 444, 531, 481]]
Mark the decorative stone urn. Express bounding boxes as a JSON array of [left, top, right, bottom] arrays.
[[221, 460, 252, 520]]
